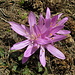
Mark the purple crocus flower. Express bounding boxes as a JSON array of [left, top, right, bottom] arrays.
[[8, 7, 70, 67]]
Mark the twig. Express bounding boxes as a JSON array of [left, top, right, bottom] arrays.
[[0, 8, 10, 18], [0, 66, 8, 68], [0, 17, 8, 23]]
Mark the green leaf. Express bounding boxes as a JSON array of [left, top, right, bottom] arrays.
[[43, 67, 48, 75], [12, 65, 17, 71], [9, 50, 16, 52], [38, 62, 43, 72], [21, 13, 27, 20], [18, 54, 23, 61], [6, 29, 11, 32], [19, 0, 25, 6], [38, 67, 43, 72], [23, 66, 30, 75], [0, 47, 5, 57]]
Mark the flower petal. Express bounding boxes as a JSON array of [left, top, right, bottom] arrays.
[[39, 46, 46, 67], [21, 24, 30, 33], [42, 25, 64, 37], [46, 44, 65, 59], [21, 24, 30, 38], [50, 15, 58, 27], [45, 19, 51, 28], [22, 57, 29, 64], [50, 25, 65, 35], [28, 11, 36, 27], [50, 35, 66, 42], [24, 44, 38, 57], [8, 21, 27, 37], [11, 40, 30, 50], [57, 30, 71, 34], [30, 25, 37, 36], [36, 38, 50, 45], [58, 13, 63, 19], [33, 24, 41, 36], [57, 17, 68, 25], [38, 14, 44, 28], [46, 7, 51, 19], [41, 25, 48, 34]]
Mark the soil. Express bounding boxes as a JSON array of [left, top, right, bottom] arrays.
[[0, 0, 75, 75]]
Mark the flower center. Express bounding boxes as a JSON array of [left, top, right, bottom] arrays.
[[31, 34, 37, 40]]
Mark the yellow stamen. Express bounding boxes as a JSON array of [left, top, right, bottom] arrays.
[[56, 24, 58, 26], [51, 37, 54, 39], [25, 30, 28, 34], [50, 25, 52, 27], [50, 22, 52, 24], [50, 22, 53, 27], [31, 35, 35, 40], [38, 34, 41, 37], [50, 33, 52, 36]]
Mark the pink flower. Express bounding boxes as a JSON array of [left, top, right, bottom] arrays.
[[8, 7, 70, 67]]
